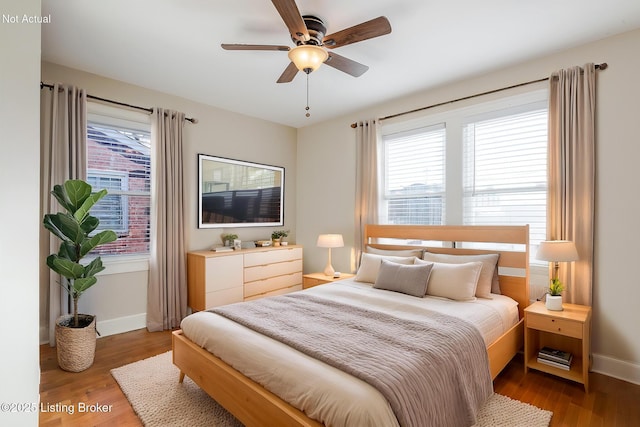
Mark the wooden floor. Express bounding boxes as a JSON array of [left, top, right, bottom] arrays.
[[39, 328, 173, 427], [40, 328, 640, 427]]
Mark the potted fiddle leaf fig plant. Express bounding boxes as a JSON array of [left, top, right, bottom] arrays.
[[43, 179, 117, 372]]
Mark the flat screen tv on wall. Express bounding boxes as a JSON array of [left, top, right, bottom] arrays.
[[198, 154, 285, 228]]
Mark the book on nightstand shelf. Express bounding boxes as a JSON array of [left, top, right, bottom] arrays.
[[537, 356, 571, 370], [538, 346, 573, 364], [537, 346, 573, 370]]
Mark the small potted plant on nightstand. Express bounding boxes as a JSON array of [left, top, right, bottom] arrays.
[[271, 230, 289, 246], [546, 279, 564, 311]]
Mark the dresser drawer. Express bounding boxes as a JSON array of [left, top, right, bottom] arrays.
[[205, 286, 244, 310], [244, 272, 303, 298], [244, 247, 302, 267], [245, 284, 303, 301], [526, 313, 583, 339], [244, 259, 302, 282], [205, 255, 243, 292]]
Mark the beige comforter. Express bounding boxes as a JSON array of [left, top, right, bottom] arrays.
[[181, 280, 519, 427], [212, 292, 493, 427]]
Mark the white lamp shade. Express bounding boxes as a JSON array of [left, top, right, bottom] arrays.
[[536, 240, 579, 262], [288, 45, 328, 72], [316, 234, 344, 248]]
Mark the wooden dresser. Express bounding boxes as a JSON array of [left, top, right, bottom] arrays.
[[187, 245, 303, 311]]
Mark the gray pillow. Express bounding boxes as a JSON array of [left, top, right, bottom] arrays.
[[355, 253, 416, 283], [373, 259, 433, 297]]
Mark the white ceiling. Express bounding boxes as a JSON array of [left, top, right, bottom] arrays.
[[41, 0, 640, 128]]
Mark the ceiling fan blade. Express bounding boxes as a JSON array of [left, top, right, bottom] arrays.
[[221, 44, 290, 51], [271, 0, 309, 43], [277, 62, 299, 83], [323, 16, 392, 49], [325, 52, 369, 77]]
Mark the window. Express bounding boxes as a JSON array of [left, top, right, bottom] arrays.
[[86, 171, 128, 233], [86, 122, 151, 256], [380, 124, 446, 225], [379, 90, 548, 262], [462, 107, 548, 248]]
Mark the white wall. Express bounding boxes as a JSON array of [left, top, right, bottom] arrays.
[[297, 29, 640, 384], [40, 62, 297, 341], [0, 0, 42, 425]]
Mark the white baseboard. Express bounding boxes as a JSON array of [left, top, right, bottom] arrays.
[[39, 313, 147, 345], [592, 353, 640, 386], [96, 313, 147, 338], [40, 325, 49, 346]]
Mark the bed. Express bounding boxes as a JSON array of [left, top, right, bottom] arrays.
[[172, 224, 530, 427]]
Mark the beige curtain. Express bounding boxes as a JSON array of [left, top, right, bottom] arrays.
[[40, 84, 87, 345], [354, 119, 379, 267], [147, 108, 188, 331], [547, 63, 596, 306]]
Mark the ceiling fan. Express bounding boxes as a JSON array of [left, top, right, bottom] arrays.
[[221, 0, 392, 83]]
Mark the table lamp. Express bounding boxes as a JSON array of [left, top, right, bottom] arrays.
[[536, 240, 579, 310], [316, 234, 344, 277]]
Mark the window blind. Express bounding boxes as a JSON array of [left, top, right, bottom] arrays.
[[381, 124, 446, 225], [462, 108, 548, 248]]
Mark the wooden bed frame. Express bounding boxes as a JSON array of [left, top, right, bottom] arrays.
[[172, 224, 530, 427]]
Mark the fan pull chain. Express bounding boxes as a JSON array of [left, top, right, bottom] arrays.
[[305, 72, 311, 118]]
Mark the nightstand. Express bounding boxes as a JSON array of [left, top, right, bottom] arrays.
[[302, 272, 355, 289], [524, 301, 592, 391]]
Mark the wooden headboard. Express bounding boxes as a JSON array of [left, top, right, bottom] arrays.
[[364, 224, 530, 319]]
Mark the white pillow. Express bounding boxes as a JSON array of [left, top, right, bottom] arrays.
[[366, 245, 424, 258], [416, 259, 483, 301], [422, 252, 499, 298], [373, 260, 433, 297], [355, 253, 416, 283]]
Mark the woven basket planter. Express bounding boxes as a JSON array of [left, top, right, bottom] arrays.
[[55, 314, 97, 372]]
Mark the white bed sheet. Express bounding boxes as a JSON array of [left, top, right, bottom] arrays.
[[180, 278, 519, 427]]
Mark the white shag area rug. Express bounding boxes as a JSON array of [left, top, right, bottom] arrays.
[[111, 351, 552, 427]]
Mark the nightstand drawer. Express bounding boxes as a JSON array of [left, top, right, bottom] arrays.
[[303, 277, 326, 288], [527, 313, 583, 339]]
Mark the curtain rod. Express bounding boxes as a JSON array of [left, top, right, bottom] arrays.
[[40, 82, 198, 124], [350, 62, 607, 128]]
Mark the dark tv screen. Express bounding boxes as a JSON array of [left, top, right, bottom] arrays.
[[198, 154, 284, 228]]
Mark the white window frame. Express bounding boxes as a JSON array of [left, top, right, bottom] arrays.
[[379, 88, 550, 289], [87, 169, 129, 234]]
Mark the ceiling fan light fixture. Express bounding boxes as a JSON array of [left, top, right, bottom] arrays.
[[288, 45, 328, 73]]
